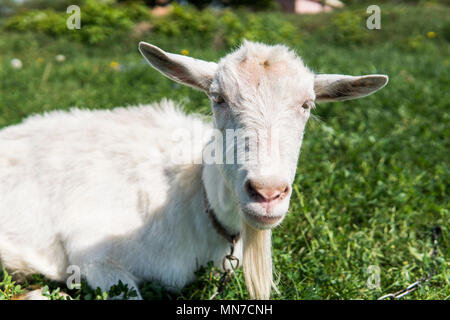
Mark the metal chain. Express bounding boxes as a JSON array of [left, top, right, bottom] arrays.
[[209, 238, 240, 300], [378, 226, 442, 300]]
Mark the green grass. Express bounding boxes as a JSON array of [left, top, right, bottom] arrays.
[[0, 2, 449, 300]]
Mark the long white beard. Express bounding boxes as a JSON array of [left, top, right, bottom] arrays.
[[242, 222, 275, 299]]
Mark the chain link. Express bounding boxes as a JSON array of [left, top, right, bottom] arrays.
[[378, 226, 441, 300], [209, 238, 240, 300]]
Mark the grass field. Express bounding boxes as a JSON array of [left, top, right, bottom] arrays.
[[0, 2, 448, 300]]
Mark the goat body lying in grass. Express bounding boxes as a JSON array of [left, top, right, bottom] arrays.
[[0, 40, 388, 299]]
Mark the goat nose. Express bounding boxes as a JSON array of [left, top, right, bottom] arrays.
[[245, 179, 290, 203]]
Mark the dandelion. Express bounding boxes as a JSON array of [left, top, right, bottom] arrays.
[[180, 49, 189, 56], [11, 58, 22, 69], [110, 61, 120, 71], [55, 54, 66, 62], [37, 57, 44, 64], [427, 31, 436, 39]]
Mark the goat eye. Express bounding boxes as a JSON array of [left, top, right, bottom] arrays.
[[212, 95, 225, 105], [301, 101, 314, 110]]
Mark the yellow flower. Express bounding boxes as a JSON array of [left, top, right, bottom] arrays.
[[427, 31, 436, 38], [110, 61, 120, 70], [37, 57, 44, 64], [180, 49, 189, 56]]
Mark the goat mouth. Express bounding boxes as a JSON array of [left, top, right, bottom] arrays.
[[242, 210, 283, 227]]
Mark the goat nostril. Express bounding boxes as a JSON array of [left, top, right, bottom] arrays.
[[245, 180, 260, 199]]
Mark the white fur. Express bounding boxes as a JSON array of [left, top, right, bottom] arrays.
[[0, 41, 388, 299]]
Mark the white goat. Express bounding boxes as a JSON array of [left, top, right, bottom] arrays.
[[0, 41, 388, 299]]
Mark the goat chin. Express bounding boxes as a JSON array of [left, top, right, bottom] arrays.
[[242, 222, 276, 300]]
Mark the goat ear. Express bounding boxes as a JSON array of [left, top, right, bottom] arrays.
[[139, 42, 217, 92], [314, 74, 388, 102]]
